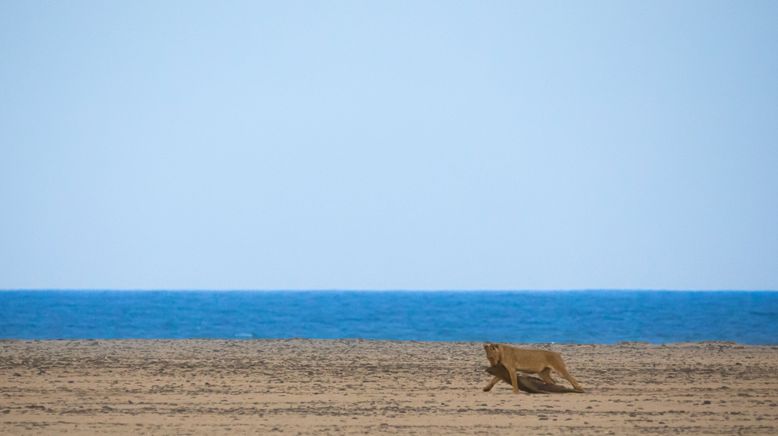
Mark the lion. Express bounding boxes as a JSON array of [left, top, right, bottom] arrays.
[[483, 343, 584, 394]]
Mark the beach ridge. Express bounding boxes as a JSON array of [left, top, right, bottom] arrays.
[[2, 340, 777, 434]]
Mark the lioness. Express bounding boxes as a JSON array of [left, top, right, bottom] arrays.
[[483, 343, 584, 394]]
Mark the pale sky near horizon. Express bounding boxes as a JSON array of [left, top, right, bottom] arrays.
[[1, 1, 777, 290]]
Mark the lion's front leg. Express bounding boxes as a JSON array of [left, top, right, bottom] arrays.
[[506, 365, 520, 394], [483, 376, 500, 392]]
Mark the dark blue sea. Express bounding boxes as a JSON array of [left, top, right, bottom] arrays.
[[1, 291, 777, 344]]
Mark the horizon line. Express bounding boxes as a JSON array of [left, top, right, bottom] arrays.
[[1, 288, 777, 292]]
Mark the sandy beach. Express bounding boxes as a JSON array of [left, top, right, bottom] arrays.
[[1, 340, 777, 435]]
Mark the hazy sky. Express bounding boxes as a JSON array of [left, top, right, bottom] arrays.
[[1, 1, 777, 290]]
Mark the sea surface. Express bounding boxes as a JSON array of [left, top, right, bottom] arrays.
[[1, 291, 777, 344]]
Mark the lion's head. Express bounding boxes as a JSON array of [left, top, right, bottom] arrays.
[[484, 343, 502, 366]]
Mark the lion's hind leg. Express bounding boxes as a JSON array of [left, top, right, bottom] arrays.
[[539, 367, 556, 385], [551, 357, 584, 392]]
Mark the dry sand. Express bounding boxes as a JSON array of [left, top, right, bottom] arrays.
[[1, 340, 777, 434]]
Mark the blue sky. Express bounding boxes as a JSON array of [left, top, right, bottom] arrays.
[[1, 1, 777, 290]]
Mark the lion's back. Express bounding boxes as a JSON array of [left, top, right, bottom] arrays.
[[502, 346, 560, 369]]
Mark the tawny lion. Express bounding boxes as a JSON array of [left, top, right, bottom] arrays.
[[483, 343, 584, 394]]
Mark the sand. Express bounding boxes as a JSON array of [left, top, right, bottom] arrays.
[[1, 340, 777, 435]]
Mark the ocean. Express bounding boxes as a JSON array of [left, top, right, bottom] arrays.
[[1, 291, 776, 344]]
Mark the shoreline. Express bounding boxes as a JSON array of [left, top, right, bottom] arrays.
[[2, 340, 777, 434], [3, 338, 777, 346]]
